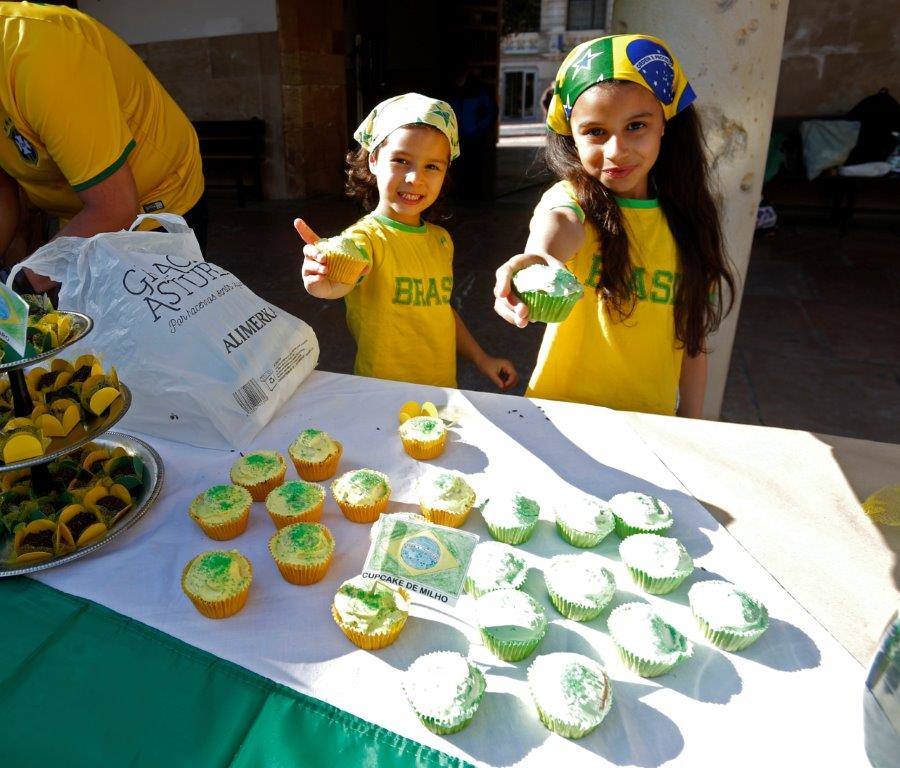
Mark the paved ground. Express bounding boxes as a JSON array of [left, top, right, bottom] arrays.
[[207, 143, 900, 444]]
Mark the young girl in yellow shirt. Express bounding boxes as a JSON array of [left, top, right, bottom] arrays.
[[297, 92, 517, 391], [493, 34, 735, 417]]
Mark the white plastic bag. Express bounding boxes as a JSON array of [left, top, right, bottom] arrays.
[[8, 214, 319, 449]]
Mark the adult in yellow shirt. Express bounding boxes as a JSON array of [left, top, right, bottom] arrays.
[[0, 2, 205, 292]]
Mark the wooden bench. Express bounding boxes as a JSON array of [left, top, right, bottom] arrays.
[[193, 118, 265, 206]]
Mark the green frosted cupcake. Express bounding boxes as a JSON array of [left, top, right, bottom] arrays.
[[688, 580, 769, 651], [403, 652, 486, 735], [475, 588, 547, 661], [230, 451, 287, 501], [609, 492, 674, 538], [332, 576, 409, 650], [418, 471, 476, 528], [545, 553, 616, 621], [465, 541, 528, 598], [512, 264, 584, 323], [527, 653, 613, 739], [607, 602, 693, 678], [188, 484, 253, 540], [555, 495, 614, 548], [317, 235, 369, 285], [265, 480, 326, 529], [618, 533, 693, 595], [481, 493, 540, 545]]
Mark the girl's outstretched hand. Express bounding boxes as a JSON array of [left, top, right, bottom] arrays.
[[493, 253, 548, 328], [477, 354, 519, 391], [295, 218, 335, 298]]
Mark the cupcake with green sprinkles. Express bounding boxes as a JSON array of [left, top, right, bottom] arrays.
[[265, 480, 326, 529], [399, 415, 448, 460], [288, 428, 342, 481], [331, 469, 391, 523], [607, 602, 693, 678], [475, 588, 547, 661], [618, 533, 693, 595], [465, 541, 528, 598], [331, 576, 410, 650], [403, 652, 486, 735], [482, 493, 540, 545], [544, 553, 616, 621], [188, 484, 253, 540], [688, 580, 769, 652], [555, 495, 615, 548], [268, 522, 334, 584], [609, 492, 674, 538], [230, 450, 287, 501], [418, 470, 476, 528], [512, 264, 584, 323], [181, 549, 253, 619], [527, 653, 613, 739]]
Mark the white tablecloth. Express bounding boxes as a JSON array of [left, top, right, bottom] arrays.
[[35, 371, 867, 767]]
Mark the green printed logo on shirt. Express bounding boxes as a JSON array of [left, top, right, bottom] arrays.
[[584, 255, 680, 306], [392, 276, 453, 306]]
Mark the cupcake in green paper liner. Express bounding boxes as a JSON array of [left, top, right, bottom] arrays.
[[688, 580, 769, 652], [555, 495, 615, 548], [609, 492, 674, 538], [317, 235, 369, 285], [607, 602, 693, 678], [481, 493, 540, 545], [544, 553, 616, 621], [527, 653, 613, 739], [618, 533, 693, 595], [512, 264, 584, 323], [475, 588, 547, 662], [403, 652, 486, 735], [465, 541, 528, 598]]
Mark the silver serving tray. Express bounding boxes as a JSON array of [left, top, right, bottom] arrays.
[[0, 384, 133, 471], [0, 311, 93, 373], [0, 431, 164, 577]]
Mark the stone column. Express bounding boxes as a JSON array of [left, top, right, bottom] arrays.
[[611, 0, 790, 418]]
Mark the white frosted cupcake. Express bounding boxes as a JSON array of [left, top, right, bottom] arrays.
[[688, 580, 769, 651], [418, 471, 476, 528], [528, 653, 613, 739], [512, 264, 584, 323], [403, 652, 486, 735], [555, 495, 615, 548], [618, 534, 693, 595], [607, 602, 693, 678], [465, 541, 528, 598], [544, 553, 616, 621], [482, 493, 540, 545], [475, 589, 547, 662], [399, 416, 448, 460], [331, 469, 391, 523], [288, 428, 342, 481], [609, 492, 674, 538]]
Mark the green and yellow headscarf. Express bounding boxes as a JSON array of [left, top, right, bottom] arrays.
[[547, 34, 696, 135], [354, 92, 460, 160]]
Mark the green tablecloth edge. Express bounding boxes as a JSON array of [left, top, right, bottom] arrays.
[[0, 577, 475, 768]]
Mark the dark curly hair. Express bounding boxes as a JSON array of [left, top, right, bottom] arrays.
[[544, 85, 736, 356], [345, 124, 451, 222]]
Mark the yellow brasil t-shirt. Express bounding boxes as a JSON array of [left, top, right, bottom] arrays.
[[0, 3, 203, 223], [343, 214, 457, 388], [527, 181, 683, 415]]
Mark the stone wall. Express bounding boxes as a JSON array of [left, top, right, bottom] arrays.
[[775, 0, 899, 116], [133, 33, 286, 198]]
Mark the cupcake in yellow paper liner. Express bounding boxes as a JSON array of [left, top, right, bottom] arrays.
[[181, 549, 253, 619], [230, 451, 286, 501], [188, 484, 253, 540], [331, 575, 410, 649], [288, 428, 342, 481], [331, 469, 391, 523], [317, 235, 370, 285], [399, 416, 447, 460], [265, 480, 326, 529], [418, 470, 476, 528], [268, 522, 335, 585]]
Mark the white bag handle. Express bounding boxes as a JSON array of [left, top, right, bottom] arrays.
[[128, 212, 191, 233]]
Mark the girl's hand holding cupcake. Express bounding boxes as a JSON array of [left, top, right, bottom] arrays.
[[296, 218, 370, 299]]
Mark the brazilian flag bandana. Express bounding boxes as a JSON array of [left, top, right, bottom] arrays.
[[547, 34, 696, 135], [354, 92, 461, 160]]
